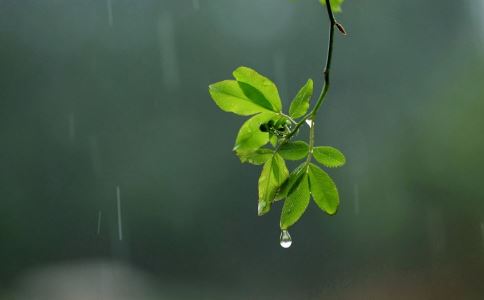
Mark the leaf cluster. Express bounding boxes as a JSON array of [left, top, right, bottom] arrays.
[[209, 67, 345, 230]]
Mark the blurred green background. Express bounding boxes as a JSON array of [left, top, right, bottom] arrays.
[[1, 0, 484, 299]]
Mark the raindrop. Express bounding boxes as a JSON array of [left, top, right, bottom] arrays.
[[480, 222, 484, 249], [97, 210, 102, 235], [68, 113, 75, 142], [192, 0, 200, 10], [116, 186, 123, 241], [158, 13, 180, 88], [258, 201, 267, 216], [280, 230, 292, 248], [106, 0, 113, 27], [305, 119, 313, 128], [470, 1, 484, 43]]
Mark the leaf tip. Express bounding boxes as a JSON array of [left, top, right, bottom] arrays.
[[258, 200, 270, 216], [232, 65, 250, 77], [325, 206, 339, 216]]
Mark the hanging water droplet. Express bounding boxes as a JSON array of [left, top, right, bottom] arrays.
[[280, 229, 292, 248], [258, 201, 267, 216], [305, 119, 313, 128]]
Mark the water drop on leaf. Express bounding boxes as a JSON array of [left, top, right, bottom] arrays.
[[280, 229, 292, 248]]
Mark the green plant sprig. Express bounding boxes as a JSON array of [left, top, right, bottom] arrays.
[[208, 0, 347, 246]]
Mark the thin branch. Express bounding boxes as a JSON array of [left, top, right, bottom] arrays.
[[276, 1, 341, 155], [311, 0, 337, 119], [304, 0, 340, 162]]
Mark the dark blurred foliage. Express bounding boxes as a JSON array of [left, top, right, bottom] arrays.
[[1, 0, 484, 298]]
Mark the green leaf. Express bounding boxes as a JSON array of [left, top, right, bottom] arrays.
[[238, 148, 274, 165], [258, 154, 289, 215], [209, 80, 275, 116], [279, 141, 309, 161], [308, 163, 339, 215], [313, 146, 346, 168], [280, 173, 310, 229], [234, 112, 277, 154], [233, 66, 282, 112], [270, 135, 278, 147], [289, 79, 313, 119], [274, 163, 306, 201], [319, 0, 344, 13]]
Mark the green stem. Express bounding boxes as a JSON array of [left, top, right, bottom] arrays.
[[279, 112, 297, 125], [277, 1, 339, 158], [305, 119, 315, 166], [306, 0, 337, 158]]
